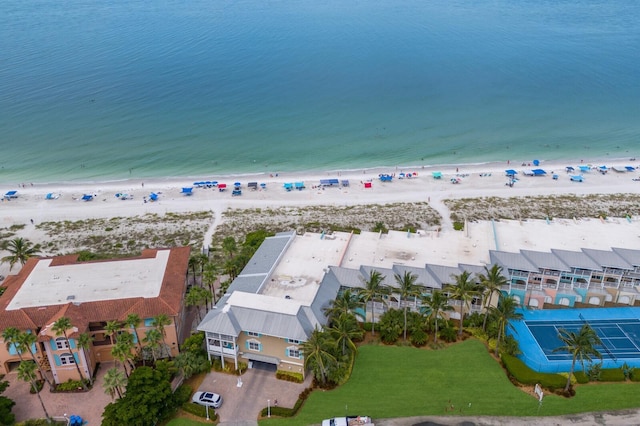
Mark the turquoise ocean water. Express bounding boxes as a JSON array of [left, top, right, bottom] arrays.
[[1, 0, 639, 183]]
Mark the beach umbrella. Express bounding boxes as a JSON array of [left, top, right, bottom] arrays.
[[533, 159, 540, 166], [234, 182, 241, 187]]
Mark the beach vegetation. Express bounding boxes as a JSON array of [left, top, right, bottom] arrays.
[[445, 193, 640, 223]]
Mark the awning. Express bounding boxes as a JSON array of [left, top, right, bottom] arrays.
[[241, 352, 280, 365], [505, 169, 517, 176]]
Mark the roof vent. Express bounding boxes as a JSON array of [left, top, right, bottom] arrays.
[[285, 295, 291, 299], [66, 295, 76, 300]]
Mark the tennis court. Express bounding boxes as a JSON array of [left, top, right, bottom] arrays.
[[510, 307, 640, 373]]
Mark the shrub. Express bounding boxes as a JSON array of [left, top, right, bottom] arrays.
[[173, 384, 192, 405], [453, 221, 464, 231], [439, 326, 457, 343], [410, 328, 428, 347], [55, 379, 87, 392], [276, 371, 304, 383], [600, 368, 625, 382], [181, 402, 216, 420], [587, 362, 602, 381], [621, 362, 635, 381], [502, 354, 566, 388], [574, 371, 589, 384]]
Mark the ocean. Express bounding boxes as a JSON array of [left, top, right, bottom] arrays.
[[1, 0, 639, 183]]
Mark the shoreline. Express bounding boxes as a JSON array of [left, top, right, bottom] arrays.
[[2, 156, 638, 189]]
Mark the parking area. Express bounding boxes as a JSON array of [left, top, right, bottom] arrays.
[[3, 362, 114, 425], [198, 366, 313, 424]]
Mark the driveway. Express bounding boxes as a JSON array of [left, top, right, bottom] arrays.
[[197, 367, 313, 424], [3, 362, 114, 425]]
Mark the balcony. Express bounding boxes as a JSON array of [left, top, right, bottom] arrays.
[[207, 345, 238, 356]]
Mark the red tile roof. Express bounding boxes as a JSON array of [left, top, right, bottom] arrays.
[[0, 247, 190, 338]]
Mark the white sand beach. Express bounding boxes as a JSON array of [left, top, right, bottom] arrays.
[[1, 158, 640, 276]]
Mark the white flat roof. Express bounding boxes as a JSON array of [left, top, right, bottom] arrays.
[[227, 291, 302, 315], [260, 231, 349, 303], [7, 250, 170, 310]]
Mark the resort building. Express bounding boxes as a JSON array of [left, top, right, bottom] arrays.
[[198, 228, 640, 374], [0, 247, 190, 383]]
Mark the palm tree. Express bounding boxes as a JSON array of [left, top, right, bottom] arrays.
[[553, 324, 603, 391], [104, 320, 121, 345], [222, 236, 237, 259], [477, 264, 508, 331], [327, 313, 363, 356], [17, 331, 54, 389], [358, 270, 389, 335], [301, 328, 337, 386], [185, 286, 212, 322], [142, 328, 162, 363], [394, 271, 422, 341], [17, 360, 51, 421], [490, 295, 523, 356], [52, 316, 88, 390], [152, 314, 172, 359], [103, 367, 127, 400], [323, 289, 364, 324], [2, 327, 25, 363], [1, 237, 39, 270], [124, 313, 143, 357], [420, 290, 454, 343], [445, 271, 479, 337], [111, 341, 132, 377], [202, 262, 219, 306], [76, 333, 94, 385], [188, 255, 200, 287]]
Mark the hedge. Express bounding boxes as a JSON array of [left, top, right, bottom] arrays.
[[600, 368, 625, 382], [276, 370, 304, 383], [502, 354, 566, 388], [181, 402, 217, 420]]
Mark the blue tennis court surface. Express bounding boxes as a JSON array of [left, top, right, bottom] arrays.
[[510, 307, 640, 373]]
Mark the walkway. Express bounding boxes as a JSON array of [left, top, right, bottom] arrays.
[[3, 362, 114, 425]]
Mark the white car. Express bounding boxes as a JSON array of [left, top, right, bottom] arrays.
[[192, 391, 223, 408]]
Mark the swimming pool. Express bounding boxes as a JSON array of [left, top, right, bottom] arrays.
[[509, 307, 640, 373]]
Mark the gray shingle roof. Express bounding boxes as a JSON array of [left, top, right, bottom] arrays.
[[458, 263, 487, 276], [551, 249, 603, 271], [490, 250, 538, 272], [391, 265, 432, 289], [359, 265, 396, 288], [310, 271, 342, 326], [612, 248, 640, 267], [238, 231, 295, 275], [521, 250, 571, 272], [582, 248, 633, 270], [426, 264, 465, 287], [328, 266, 363, 288]]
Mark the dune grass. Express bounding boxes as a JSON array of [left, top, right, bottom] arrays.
[[259, 339, 640, 425]]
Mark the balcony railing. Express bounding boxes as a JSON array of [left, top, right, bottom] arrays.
[[207, 346, 238, 356]]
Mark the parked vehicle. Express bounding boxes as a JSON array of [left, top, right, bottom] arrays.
[[192, 391, 223, 408], [322, 416, 373, 426]]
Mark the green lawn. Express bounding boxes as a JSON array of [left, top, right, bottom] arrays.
[[260, 339, 640, 425]]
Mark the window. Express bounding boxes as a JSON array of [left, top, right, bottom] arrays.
[[287, 347, 301, 358], [247, 331, 260, 337], [55, 338, 69, 350], [248, 341, 260, 351], [287, 338, 300, 344], [60, 353, 75, 365]]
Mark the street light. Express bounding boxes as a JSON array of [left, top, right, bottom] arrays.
[[268, 399, 271, 418], [205, 405, 210, 421]]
